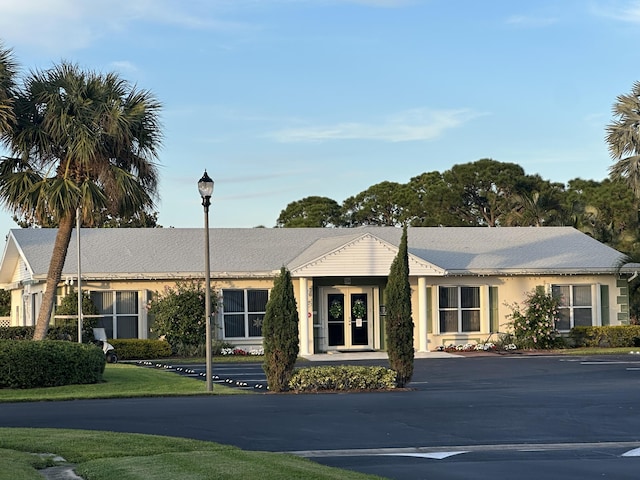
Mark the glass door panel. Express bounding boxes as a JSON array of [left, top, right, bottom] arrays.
[[327, 293, 345, 346], [350, 292, 369, 346]]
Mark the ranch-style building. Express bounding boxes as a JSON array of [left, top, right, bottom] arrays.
[[0, 226, 634, 354]]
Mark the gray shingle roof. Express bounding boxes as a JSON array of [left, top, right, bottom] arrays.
[[0, 226, 628, 282]]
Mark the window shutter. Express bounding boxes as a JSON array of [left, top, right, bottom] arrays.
[[489, 286, 499, 333], [600, 284, 610, 326]]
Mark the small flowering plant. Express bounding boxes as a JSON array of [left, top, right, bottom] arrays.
[[436, 342, 509, 353], [220, 347, 264, 356], [507, 289, 561, 349]]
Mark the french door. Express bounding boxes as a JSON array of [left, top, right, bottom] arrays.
[[324, 287, 374, 350]]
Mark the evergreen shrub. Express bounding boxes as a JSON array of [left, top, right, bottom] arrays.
[[262, 267, 299, 392], [147, 281, 217, 356], [570, 325, 640, 347], [0, 340, 105, 388], [0, 326, 77, 341], [109, 339, 173, 360], [289, 365, 397, 392], [385, 225, 414, 387]]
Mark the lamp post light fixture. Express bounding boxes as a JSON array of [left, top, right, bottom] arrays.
[[198, 170, 214, 392]]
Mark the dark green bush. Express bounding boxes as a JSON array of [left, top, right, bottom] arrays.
[[570, 325, 640, 348], [109, 339, 173, 360], [147, 281, 217, 356], [288, 365, 397, 392], [262, 267, 299, 392], [385, 225, 415, 388], [0, 326, 77, 341], [0, 340, 105, 388]]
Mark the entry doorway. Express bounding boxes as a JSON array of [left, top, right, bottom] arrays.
[[323, 286, 375, 351]]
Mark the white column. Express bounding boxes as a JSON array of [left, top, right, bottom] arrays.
[[418, 277, 428, 352], [299, 277, 310, 355]]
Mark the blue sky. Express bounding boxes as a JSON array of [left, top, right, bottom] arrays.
[[1, 0, 639, 232]]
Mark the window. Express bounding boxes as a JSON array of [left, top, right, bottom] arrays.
[[552, 285, 592, 330], [222, 289, 269, 339], [90, 291, 139, 339], [439, 286, 480, 333]]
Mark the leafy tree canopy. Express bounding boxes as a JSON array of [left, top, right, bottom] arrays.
[[277, 196, 342, 227], [0, 56, 163, 340]]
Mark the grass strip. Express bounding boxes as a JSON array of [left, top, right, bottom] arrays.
[[550, 347, 640, 355], [0, 363, 244, 402], [0, 428, 385, 480], [0, 447, 51, 480]]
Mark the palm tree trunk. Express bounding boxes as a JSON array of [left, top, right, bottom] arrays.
[[33, 213, 75, 340]]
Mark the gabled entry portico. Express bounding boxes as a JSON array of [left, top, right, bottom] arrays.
[[291, 232, 445, 355]]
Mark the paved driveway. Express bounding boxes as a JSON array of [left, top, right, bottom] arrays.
[[3, 354, 640, 479]]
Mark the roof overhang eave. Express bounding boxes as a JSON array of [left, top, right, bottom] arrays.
[[44, 271, 280, 281], [445, 268, 623, 277]]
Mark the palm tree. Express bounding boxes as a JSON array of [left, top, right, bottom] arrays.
[[0, 42, 17, 135], [607, 81, 640, 197], [0, 62, 162, 340]]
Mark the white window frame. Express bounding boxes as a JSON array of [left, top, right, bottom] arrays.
[[551, 284, 594, 331], [221, 289, 269, 339], [90, 290, 141, 339], [438, 285, 481, 334]]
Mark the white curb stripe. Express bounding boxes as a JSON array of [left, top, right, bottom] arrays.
[[289, 441, 640, 458], [622, 448, 640, 457], [382, 452, 468, 459]]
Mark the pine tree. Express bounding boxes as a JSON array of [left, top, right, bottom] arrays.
[[262, 267, 300, 392], [385, 225, 415, 387]]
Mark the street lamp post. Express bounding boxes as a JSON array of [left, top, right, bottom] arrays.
[[198, 170, 214, 392], [76, 207, 82, 344]]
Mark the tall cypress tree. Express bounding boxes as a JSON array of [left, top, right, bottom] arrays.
[[385, 225, 414, 387], [262, 266, 300, 392]]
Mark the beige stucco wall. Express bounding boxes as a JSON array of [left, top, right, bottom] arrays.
[[414, 274, 623, 350], [5, 270, 625, 354]]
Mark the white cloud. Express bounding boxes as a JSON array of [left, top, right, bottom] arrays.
[[267, 108, 486, 143], [340, 0, 414, 6], [505, 14, 558, 27], [0, 0, 414, 53], [0, 0, 252, 53], [590, 0, 640, 22], [108, 61, 139, 75]]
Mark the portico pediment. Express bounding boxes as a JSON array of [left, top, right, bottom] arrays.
[[289, 233, 445, 277]]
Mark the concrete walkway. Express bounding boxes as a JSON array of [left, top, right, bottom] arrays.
[[301, 351, 461, 361]]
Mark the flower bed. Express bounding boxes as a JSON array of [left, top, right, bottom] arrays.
[[435, 342, 517, 353], [220, 347, 264, 356]]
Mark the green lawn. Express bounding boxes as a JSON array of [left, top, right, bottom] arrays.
[[0, 363, 244, 402], [0, 428, 384, 480], [551, 346, 640, 355], [0, 364, 385, 479]]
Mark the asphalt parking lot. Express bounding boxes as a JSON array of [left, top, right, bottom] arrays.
[[8, 353, 640, 479]]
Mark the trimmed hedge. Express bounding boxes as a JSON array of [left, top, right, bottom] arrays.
[[288, 365, 397, 392], [0, 326, 77, 341], [109, 339, 173, 360], [570, 325, 640, 348], [0, 340, 105, 389]]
